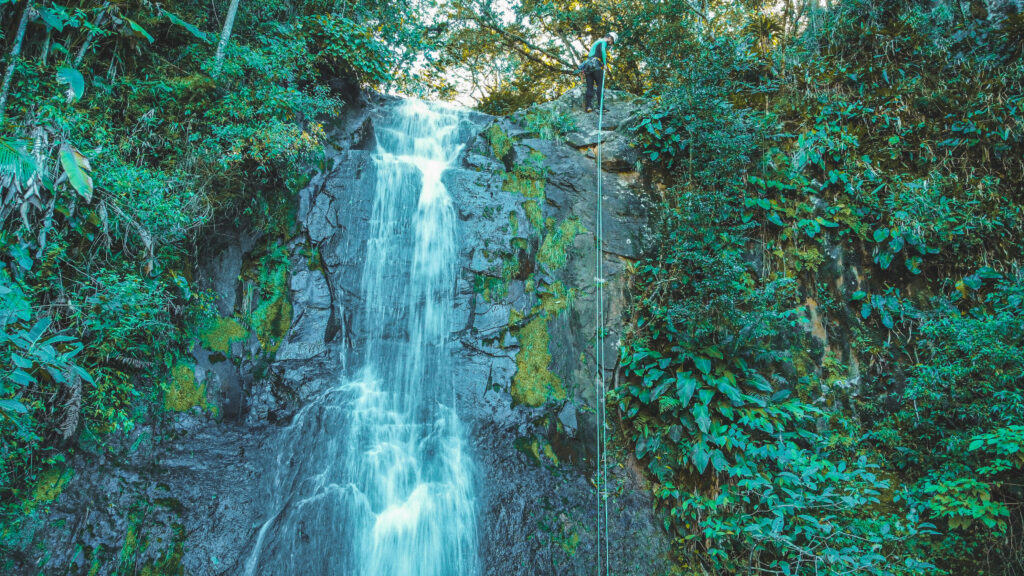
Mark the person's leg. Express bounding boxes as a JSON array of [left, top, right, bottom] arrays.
[[585, 71, 596, 110], [594, 68, 605, 109]]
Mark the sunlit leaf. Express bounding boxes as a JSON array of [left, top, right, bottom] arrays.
[[159, 8, 212, 42], [59, 144, 94, 201], [56, 67, 85, 102], [126, 18, 155, 43]]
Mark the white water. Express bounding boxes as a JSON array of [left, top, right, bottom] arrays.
[[245, 101, 478, 575]]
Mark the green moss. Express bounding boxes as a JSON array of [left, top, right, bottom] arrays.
[[164, 363, 210, 412], [543, 443, 560, 466], [502, 172, 546, 198], [253, 295, 293, 352], [537, 281, 572, 316], [298, 242, 324, 272], [509, 211, 519, 236], [87, 551, 101, 576], [538, 218, 586, 270], [509, 308, 525, 326], [514, 150, 547, 180], [242, 240, 293, 353], [140, 523, 185, 576], [474, 254, 521, 303], [118, 515, 144, 573], [514, 437, 543, 464], [25, 467, 72, 513], [511, 316, 565, 406], [485, 123, 513, 160], [560, 532, 580, 555], [153, 498, 185, 514], [474, 274, 508, 302], [523, 200, 544, 230], [513, 435, 561, 467], [199, 317, 247, 354], [791, 348, 817, 403], [793, 245, 825, 272]]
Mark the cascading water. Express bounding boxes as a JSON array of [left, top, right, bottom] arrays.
[[245, 101, 479, 575]]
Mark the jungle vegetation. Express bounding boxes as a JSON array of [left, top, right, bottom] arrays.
[[438, 0, 1022, 573], [2, 0, 1023, 574]]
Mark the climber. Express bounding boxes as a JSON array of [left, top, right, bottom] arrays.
[[580, 32, 617, 113]]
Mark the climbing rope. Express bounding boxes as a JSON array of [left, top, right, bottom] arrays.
[[594, 66, 611, 576]]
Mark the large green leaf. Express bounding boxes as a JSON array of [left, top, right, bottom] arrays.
[[715, 377, 744, 406], [159, 9, 212, 43], [693, 355, 712, 375], [37, 7, 66, 32], [691, 441, 710, 474], [694, 403, 711, 433], [126, 18, 155, 43], [59, 145, 93, 201], [56, 67, 85, 102], [676, 370, 698, 406], [0, 399, 28, 414]]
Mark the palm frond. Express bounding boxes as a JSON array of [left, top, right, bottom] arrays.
[[0, 137, 37, 185]]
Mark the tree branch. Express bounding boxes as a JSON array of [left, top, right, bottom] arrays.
[[468, 16, 576, 74]]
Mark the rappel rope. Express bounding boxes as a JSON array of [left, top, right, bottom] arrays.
[[594, 66, 611, 576]]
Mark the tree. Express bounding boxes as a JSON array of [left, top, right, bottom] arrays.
[[213, 0, 242, 77], [0, 0, 33, 124]]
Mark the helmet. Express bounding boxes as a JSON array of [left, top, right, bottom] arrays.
[[606, 32, 618, 43]]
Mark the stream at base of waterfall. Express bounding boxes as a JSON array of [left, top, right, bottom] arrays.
[[244, 101, 479, 576]]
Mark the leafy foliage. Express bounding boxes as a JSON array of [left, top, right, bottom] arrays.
[[0, 0, 432, 561], [439, 0, 1024, 573]]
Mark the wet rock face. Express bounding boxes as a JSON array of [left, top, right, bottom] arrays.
[[17, 91, 671, 575], [443, 90, 670, 575]]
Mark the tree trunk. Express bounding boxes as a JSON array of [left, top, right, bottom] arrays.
[[73, 2, 110, 68], [40, 28, 51, 66], [0, 1, 33, 125], [213, 0, 242, 77]]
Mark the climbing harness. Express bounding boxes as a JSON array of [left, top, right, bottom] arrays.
[[580, 56, 602, 75], [594, 65, 611, 576]]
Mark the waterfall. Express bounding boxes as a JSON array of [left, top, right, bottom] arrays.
[[245, 100, 479, 575]]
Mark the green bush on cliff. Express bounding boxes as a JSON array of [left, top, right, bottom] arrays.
[[613, 2, 1024, 573]]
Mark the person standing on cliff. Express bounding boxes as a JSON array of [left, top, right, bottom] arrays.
[[581, 32, 616, 113]]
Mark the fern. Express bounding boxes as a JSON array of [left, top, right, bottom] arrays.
[[657, 396, 681, 413], [59, 374, 82, 440]]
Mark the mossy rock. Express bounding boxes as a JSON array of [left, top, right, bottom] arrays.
[[538, 218, 586, 271], [164, 363, 211, 413], [523, 200, 544, 231], [199, 317, 247, 354], [515, 150, 547, 180], [24, 466, 73, 514], [253, 295, 293, 353], [514, 435, 561, 468], [473, 253, 522, 303], [511, 316, 566, 407], [502, 172, 545, 198], [536, 281, 572, 316], [485, 123, 514, 162], [241, 239, 294, 353], [139, 522, 186, 576]]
